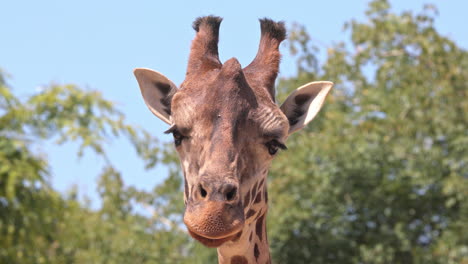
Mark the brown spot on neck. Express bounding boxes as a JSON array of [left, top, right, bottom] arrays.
[[255, 209, 263, 220], [253, 190, 262, 204], [255, 213, 266, 242], [246, 209, 256, 219], [243, 191, 251, 209], [254, 243, 260, 261], [231, 255, 248, 264], [258, 178, 265, 189], [251, 182, 258, 199]]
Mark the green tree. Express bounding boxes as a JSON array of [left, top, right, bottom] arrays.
[[269, 1, 467, 263]]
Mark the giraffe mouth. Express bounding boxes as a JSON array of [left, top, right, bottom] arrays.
[[187, 228, 240, 248], [183, 200, 245, 247]]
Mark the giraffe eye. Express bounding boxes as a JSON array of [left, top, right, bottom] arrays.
[[265, 140, 287, 155], [172, 129, 186, 146], [164, 125, 187, 147]]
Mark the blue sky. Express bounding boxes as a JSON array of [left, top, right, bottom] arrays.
[[2, 0, 467, 205]]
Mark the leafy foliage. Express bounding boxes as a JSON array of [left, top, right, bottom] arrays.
[[269, 1, 467, 263]]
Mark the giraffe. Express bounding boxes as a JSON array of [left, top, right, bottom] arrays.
[[134, 16, 333, 264]]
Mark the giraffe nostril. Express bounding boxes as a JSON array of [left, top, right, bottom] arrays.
[[225, 185, 237, 201], [199, 184, 207, 198]]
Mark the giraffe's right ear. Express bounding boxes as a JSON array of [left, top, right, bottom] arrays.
[[134, 68, 177, 125], [280, 81, 333, 134]]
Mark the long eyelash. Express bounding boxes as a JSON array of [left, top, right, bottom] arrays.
[[164, 124, 177, 134], [270, 139, 287, 150], [276, 142, 288, 150]]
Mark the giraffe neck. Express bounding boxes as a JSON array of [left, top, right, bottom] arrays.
[[217, 209, 270, 264], [216, 171, 271, 264]]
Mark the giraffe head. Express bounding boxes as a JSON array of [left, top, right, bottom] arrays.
[[134, 16, 332, 248]]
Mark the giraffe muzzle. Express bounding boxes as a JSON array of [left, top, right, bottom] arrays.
[[184, 200, 245, 247]]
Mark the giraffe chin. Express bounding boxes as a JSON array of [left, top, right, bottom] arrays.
[[187, 229, 239, 248]]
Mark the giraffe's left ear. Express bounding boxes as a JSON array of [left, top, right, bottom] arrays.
[[280, 81, 333, 134], [134, 68, 177, 125]]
